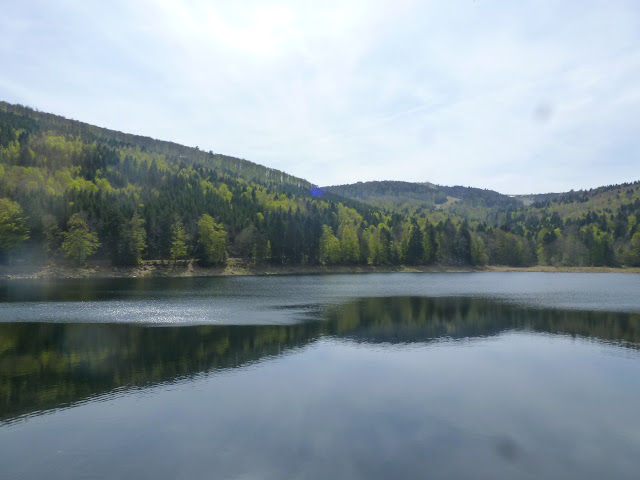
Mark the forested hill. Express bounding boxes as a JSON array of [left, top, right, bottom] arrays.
[[1, 100, 639, 270], [325, 181, 521, 221], [513, 183, 639, 207], [0, 102, 309, 188]]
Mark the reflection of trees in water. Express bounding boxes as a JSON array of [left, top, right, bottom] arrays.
[[1, 297, 639, 423], [0, 321, 325, 423], [325, 297, 640, 346]]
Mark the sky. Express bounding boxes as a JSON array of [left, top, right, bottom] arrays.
[[1, 1, 639, 194]]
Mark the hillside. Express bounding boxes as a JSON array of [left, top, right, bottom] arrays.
[[325, 180, 522, 224], [0, 102, 309, 189], [0, 101, 639, 271]]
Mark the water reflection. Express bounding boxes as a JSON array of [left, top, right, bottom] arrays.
[[1, 296, 639, 424], [324, 296, 640, 345]]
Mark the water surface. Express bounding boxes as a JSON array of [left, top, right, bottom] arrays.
[[1, 273, 639, 479]]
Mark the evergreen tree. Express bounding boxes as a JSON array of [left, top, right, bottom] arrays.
[[455, 220, 472, 264], [375, 224, 392, 265], [627, 232, 640, 266], [125, 213, 147, 265], [423, 223, 436, 264], [404, 218, 423, 265], [170, 220, 189, 266]]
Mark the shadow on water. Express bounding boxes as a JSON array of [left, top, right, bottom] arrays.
[[1, 296, 639, 423]]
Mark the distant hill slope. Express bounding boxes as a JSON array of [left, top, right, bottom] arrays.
[[326, 179, 640, 227], [518, 181, 640, 220], [514, 182, 640, 213], [326, 180, 521, 208], [325, 180, 522, 223], [0, 101, 310, 189]]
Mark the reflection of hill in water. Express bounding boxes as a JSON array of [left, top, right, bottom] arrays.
[[324, 297, 640, 345], [2, 297, 639, 423]]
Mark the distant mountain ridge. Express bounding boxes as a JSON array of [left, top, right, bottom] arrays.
[[325, 180, 520, 208], [325, 179, 640, 223], [324, 180, 522, 224]]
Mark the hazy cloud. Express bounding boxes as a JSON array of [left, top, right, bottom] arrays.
[[1, 0, 639, 193]]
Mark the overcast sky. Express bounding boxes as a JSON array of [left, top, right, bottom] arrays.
[[1, 1, 639, 194]]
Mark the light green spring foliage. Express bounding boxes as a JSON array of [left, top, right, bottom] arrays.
[[470, 235, 488, 266], [0, 197, 29, 255], [340, 223, 360, 264], [61, 214, 100, 266], [197, 214, 227, 265], [214, 184, 233, 203], [170, 221, 189, 262], [320, 225, 341, 265]]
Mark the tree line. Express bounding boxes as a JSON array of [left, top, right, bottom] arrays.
[[1, 104, 639, 269]]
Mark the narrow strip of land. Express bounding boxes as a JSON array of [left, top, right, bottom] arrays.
[[2, 260, 639, 280]]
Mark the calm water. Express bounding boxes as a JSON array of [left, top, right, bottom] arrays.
[[1, 273, 640, 479]]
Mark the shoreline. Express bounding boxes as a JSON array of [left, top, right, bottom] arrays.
[[1, 259, 639, 280]]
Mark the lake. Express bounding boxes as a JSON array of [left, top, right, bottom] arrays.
[[1, 273, 640, 479]]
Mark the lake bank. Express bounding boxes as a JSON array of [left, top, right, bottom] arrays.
[[2, 258, 639, 279]]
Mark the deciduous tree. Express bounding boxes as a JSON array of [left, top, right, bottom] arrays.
[[61, 214, 100, 266], [197, 214, 227, 265], [0, 198, 29, 261]]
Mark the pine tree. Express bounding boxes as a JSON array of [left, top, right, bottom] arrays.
[[423, 223, 436, 264], [124, 214, 147, 265], [170, 220, 189, 266], [405, 219, 423, 265]]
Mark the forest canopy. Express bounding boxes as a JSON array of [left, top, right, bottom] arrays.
[[1, 101, 639, 269]]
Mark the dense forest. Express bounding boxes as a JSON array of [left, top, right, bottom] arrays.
[[1, 101, 639, 270]]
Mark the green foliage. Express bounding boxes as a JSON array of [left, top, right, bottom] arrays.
[[370, 224, 392, 265], [627, 232, 640, 266], [1, 101, 639, 270], [170, 221, 189, 263], [214, 183, 232, 203], [404, 219, 424, 265], [340, 223, 360, 264], [0, 198, 29, 259], [326, 180, 520, 223], [61, 214, 100, 266], [470, 236, 488, 266], [422, 224, 436, 264], [122, 214, 147, 265], [495, 232, 527, 266], [320, 225, 341, 265], [197, 214, 227, 266]]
